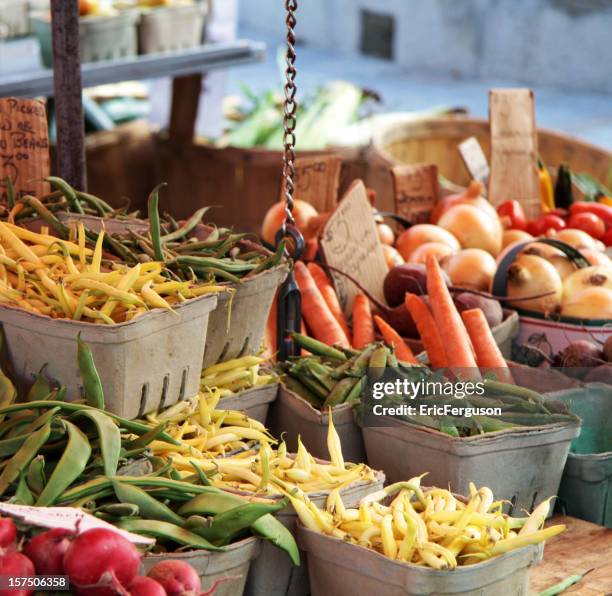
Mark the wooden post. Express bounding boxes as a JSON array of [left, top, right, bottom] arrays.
[[51, 0, 87, 190], [168, 74, 203, 144]]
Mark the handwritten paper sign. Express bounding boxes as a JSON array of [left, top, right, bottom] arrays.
[[0, 503, 154, 545], [488, 89, 540, 218], [391, 164, 439, 224], [319, 180, 387, 314], [280, 155, 342, 212], [0, 98, 50, 201], [458, 136, 490, 186]]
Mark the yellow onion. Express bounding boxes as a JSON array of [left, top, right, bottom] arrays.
[[507, 254, 563, 315], [521, 243, 578, 280], [554, 228, 598, 250], [563, 265, 612, 297], [502, 229, 533, 248], [408, 242, 455, 264], [441, 249, 497, 291], [395, 224, 460, 261], [437, 204, 502, 256], [562, 287, 612, 320]]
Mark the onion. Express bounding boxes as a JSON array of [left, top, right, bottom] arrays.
[[437, 204, 502, 256], [377, 223, 395, 246], [63, 528, 141, 594], [441, 249, 497, 291], [24, 529, 72, 575], [454, 293, 503, 328], [563, 265, 612, 297], [408, 242, 455, 264], [579, 248, 611, 267], [382, 245, 404, 270], [521, 243, 577, 280], [430, 180, 485, 224], [561, 287, 612, 319], [261, 200, 318, 245], [0, 553, 35, 596], [554, 228, 598, 250], [147, 560, 201, 596], [129, 576, 167, 596], [395, 224, 460, 261], [503, 229, 533, 248], [506, 254, 563, 314]]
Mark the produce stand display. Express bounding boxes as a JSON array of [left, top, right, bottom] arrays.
[[0, 2, 609, 595]]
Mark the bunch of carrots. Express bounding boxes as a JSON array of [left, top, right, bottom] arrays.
[[266, 256, 511, 381]]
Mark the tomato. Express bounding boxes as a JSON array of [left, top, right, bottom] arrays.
[[601, 228, 612, 247], [526, 214, 566, 236], [496, 200, 527, 230], [569, 201, 612, 228], [567, 212, 606, 239]]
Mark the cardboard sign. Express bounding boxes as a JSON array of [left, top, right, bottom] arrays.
[[280, 155, 342, 213], [488, 89, 540, 218], [391, 164, 439, 224], [0, 98, 50, 201], [458, 136, 490, 185], [0, 503, 154, 545], [319, 180, 387, 314]]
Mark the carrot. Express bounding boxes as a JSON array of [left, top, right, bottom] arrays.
[[425, 254, 479, 374], [373, 314, 418, 364], [352, 294, 375, 349], [294, 261, 350, 348], [303, 238, 319, 261], [461, 308, 513, 383], [307, 262, 351, 340], [404, 293, 447, 368]]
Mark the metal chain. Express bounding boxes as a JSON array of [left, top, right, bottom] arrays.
[[281, 0, 298, 237]]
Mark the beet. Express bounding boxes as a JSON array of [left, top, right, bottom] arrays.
[[604, 336, 612, 362], [554, 341, 604, 379], [453, 293, 503, 328], [377, 304, 419, 339], [147, 560, 200, 596], [584, 364, 612, 385], [383, 263, 449, 307]]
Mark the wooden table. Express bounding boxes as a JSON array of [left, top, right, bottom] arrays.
[[529, 516, 612, 595]]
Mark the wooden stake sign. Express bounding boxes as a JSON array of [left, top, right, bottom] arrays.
[[319, 180, 387, 314], [458, 136, 490, 186], [280, 154, 342, 212], [391, 163, 439, 224], [0, 98, 50, 201], [488, 89, 540, 218]]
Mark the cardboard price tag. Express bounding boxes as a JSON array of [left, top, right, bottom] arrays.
[[0, 98, 50, 201], [458, 136, 490, 185], [319, 180, 387, 314], [0, 503, 154, 545], [488, 89, 540, 218], [391, 164, 439, 224], [280, 155, 342, 213]]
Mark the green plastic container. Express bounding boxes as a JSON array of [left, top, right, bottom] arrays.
[[547, 383, 612, 527]]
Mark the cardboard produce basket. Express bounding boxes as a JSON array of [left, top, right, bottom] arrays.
[[218, 382, 279, 425], [0, 294, 217, 419], [203, 264, 289, 368], [549, 384, 612, 527], [363, 417, 580, 516], [245, 472, 385, 596], [138, 2, 208, 54], [267, 384, 366, 464], [298, 525, 543, 596], [32, 11, 138, 68], [142, 536, 260, 596]]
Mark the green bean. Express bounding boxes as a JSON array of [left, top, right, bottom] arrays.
[[190, 461, 211, 486], [198, 267, 242, 283], [496, 412, 578, 426], [70, 410, 120, 476], [27, 371, 53, 402], [36, 420, 91, 506], [46, 177, 84, 214], [77, 335, 105, 410], [168, 256, 257, 274], [345, 376, 365, 404], [483, 379, 545, 405], [103, 233, 140, 265], [96, 503, 140, 518], [161, 207, 210, 243], [5, 176, 15, 209], [537, 569, 593, 596], [347, 344, 377, 377], [187, 498, 288, 546], [0, 365, 17, 414], [147, 183, 167, 262], [162, 212, 180, 232], [247, 241, 285, 276], [112, 481, 185, 526], [286, 371, 327, 402], [0, 408, 60, 457], [21, 196, 71, 239], [471, 416, 520, 433], [302, 360, 335, 391], [281, 376, 322, 407], [291, 333, 347, 361], [75, 191, 114, 216], [116, 519, 223, 550], [127, 422, 168, 450], [26, 455, 45, 495], [323, 377, 358, 408], [0, 423, 51, 496], [369, 345, 389, 369], [15, 471, 34, 505]]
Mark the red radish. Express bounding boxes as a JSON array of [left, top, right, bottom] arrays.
[[129, 576, 167, 596], [63, 529, 140, 594], [24, 529, 72, 575], [147, 560, 201, 596], [0, 518, 17, 551], [0, 552, 35, 596]]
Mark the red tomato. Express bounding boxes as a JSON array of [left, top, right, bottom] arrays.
[[601, 228, 612, 247], [567, 212, 606, 239], [526, 214, 566, 236], [497, 200, 527, 230]]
